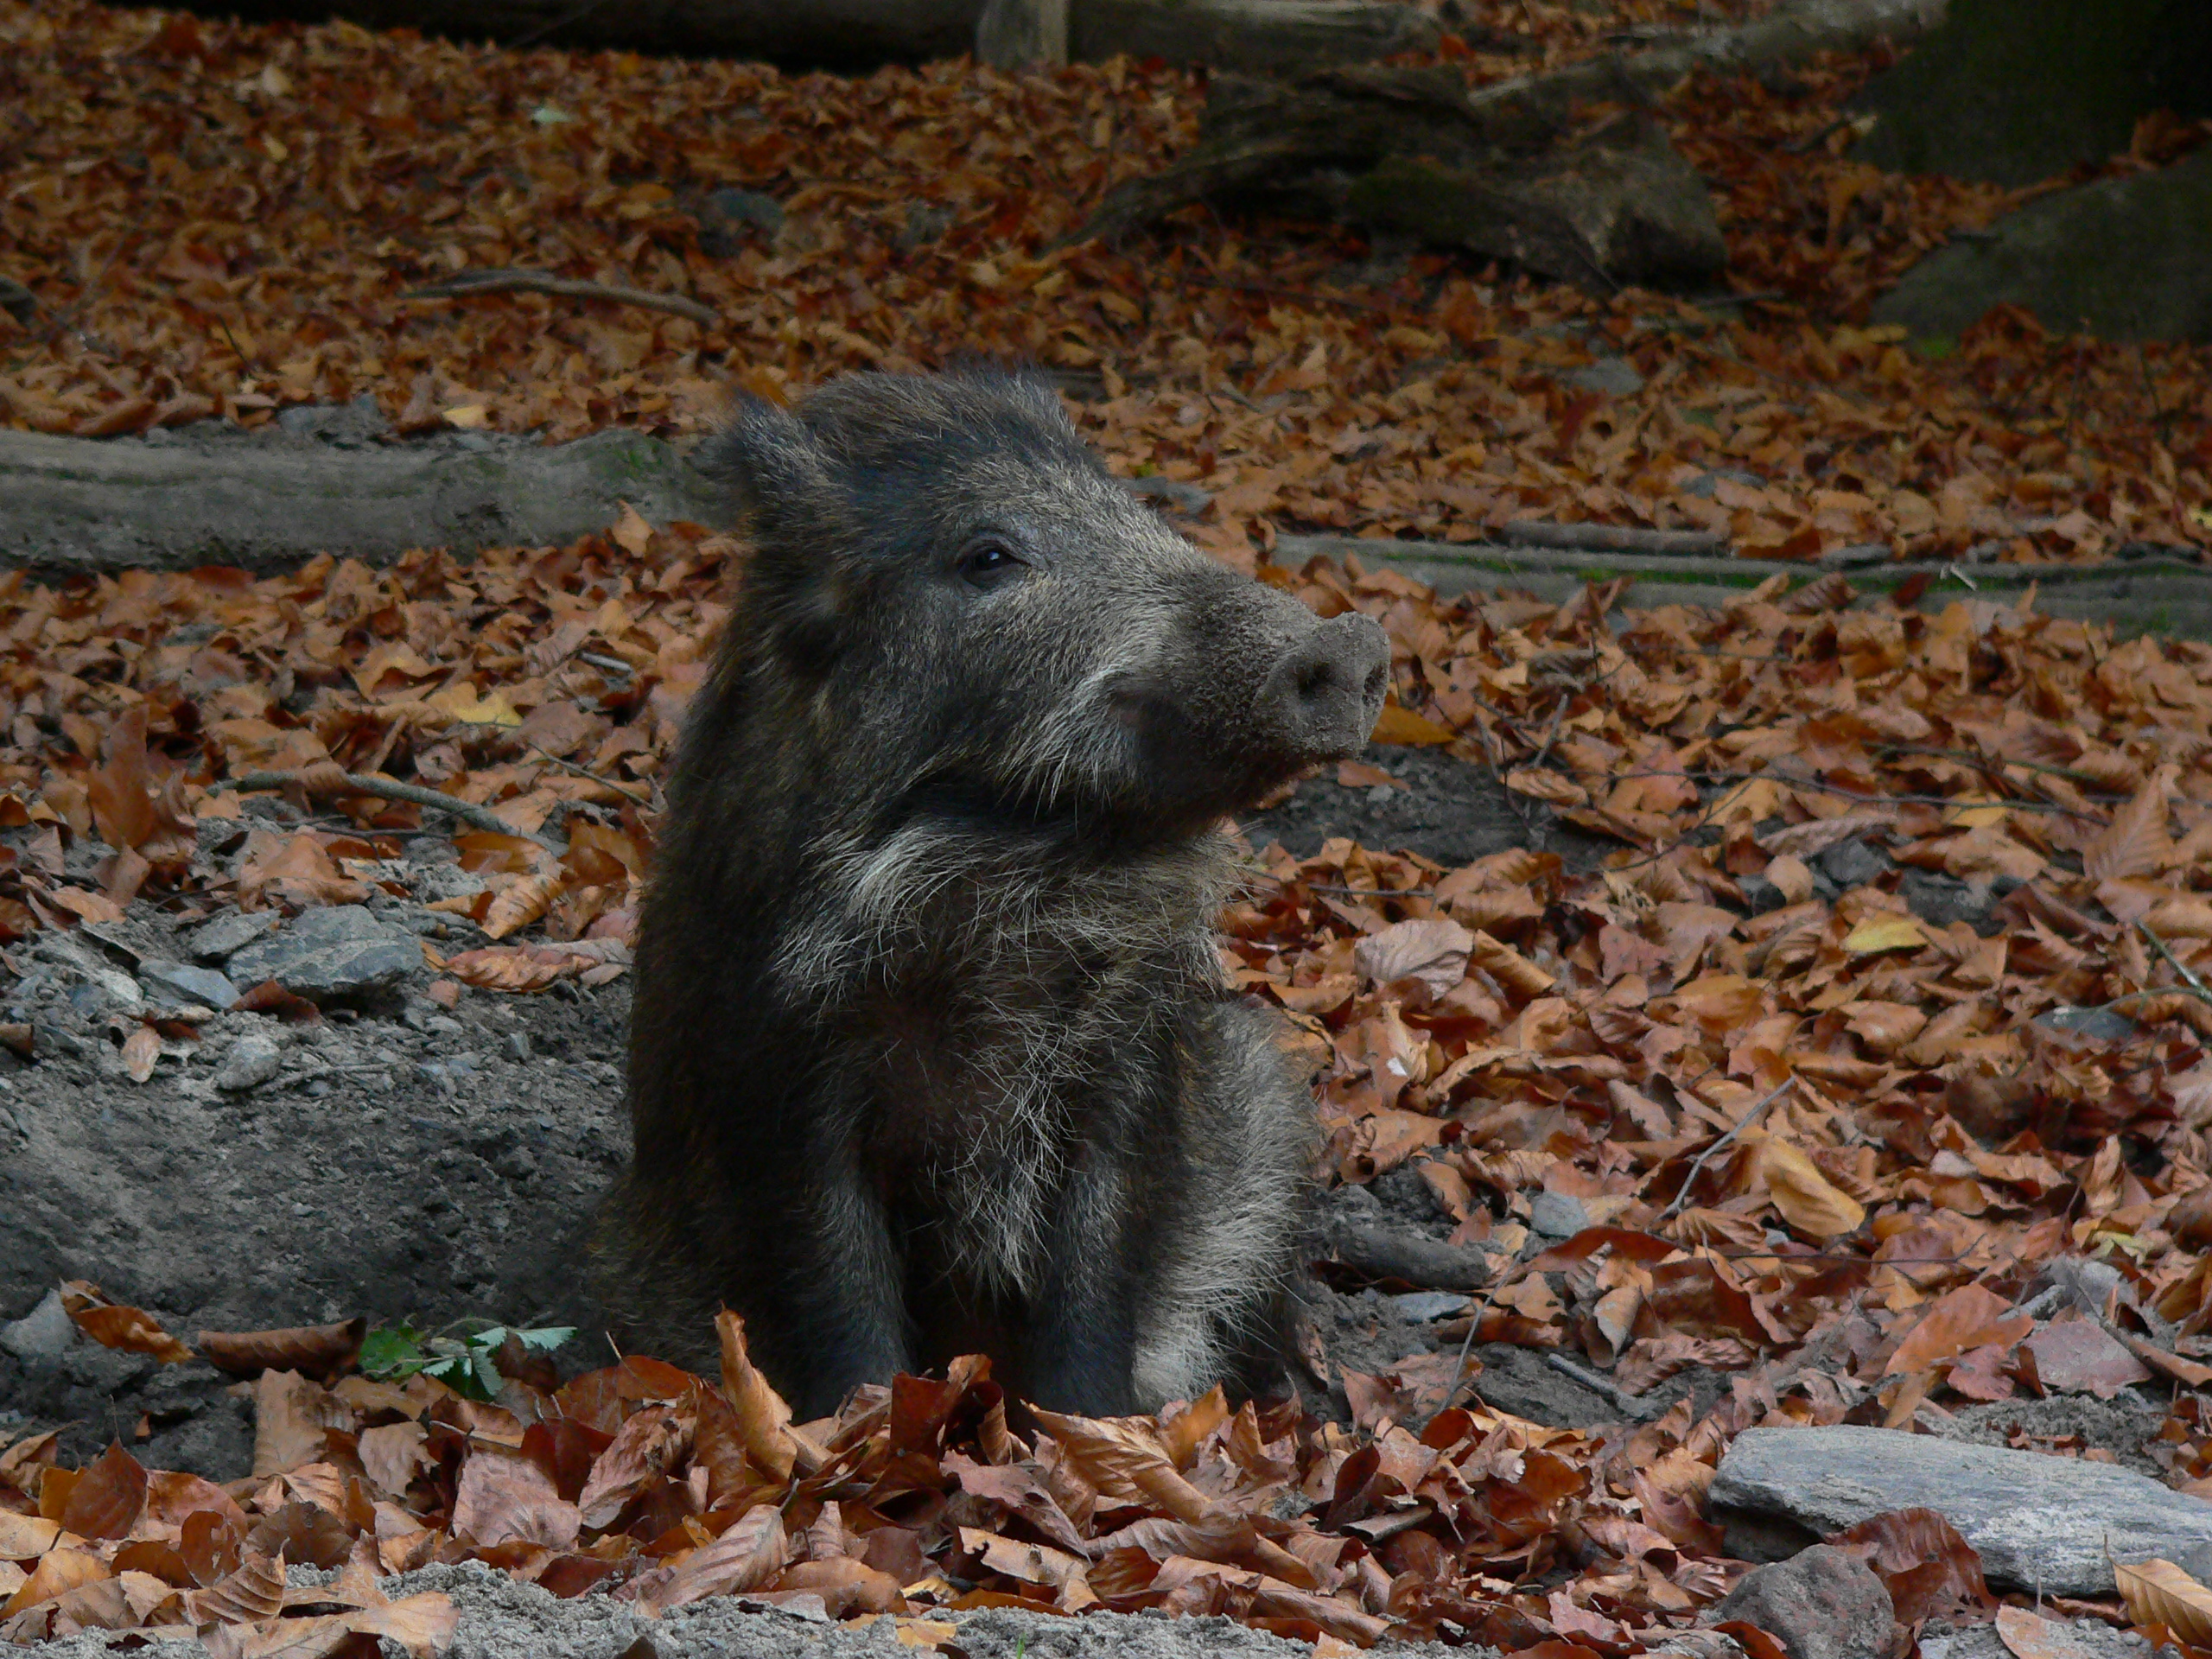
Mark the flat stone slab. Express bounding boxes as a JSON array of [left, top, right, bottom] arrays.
[[225, 904, 424, 1000], [136, 957, 241, 1010], [1711, 1424, 2212, 1594]]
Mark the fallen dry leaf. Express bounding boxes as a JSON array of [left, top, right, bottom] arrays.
[[2115, 1559, 2212, 1647]]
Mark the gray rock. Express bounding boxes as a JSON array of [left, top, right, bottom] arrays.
[[1389, 1291, 1471, 1322], [1898, 868, 1996, 934], [214, 1032, 285, 1092], [1738, 874, 1789, 914], [31, 931, 144, 1014], [1816, 838, 1891, 890], [1871, 145, 2212, 344], [276, 395, 392, 449], [1710, 1423, 2212, 1594], [407, 862, 489, 907], [1529, 1190, 1591, 1239], [1706, 1546, 1895, 1659], [0, 1288, 76, 1360], [697, 187, 785, 257], [137, 958, 240, 1009], [1848, 0, 2202, 189], [898, 201, 957, 251], [1682, 467, 1766, 499], [185, 908, 281, 963], [2036, 1005, 2140, 1044], [1560, 356, 1644, 397], [226, 905, 424, 1000]]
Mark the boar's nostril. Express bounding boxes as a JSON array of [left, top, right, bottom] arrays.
[[1261, 614, 1391, 764]]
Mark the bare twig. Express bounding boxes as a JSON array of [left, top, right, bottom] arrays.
[[529, 745, 652, 807], [1545, 1352, 1661, 1420], [404, 268, 718, 327], [2139, 919, 2211, 995], [1659, 1077, 1795, 1220], [234, 769, 561, 852]]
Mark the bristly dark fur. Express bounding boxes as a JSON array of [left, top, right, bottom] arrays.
[[592, 370, 1388, 1418]]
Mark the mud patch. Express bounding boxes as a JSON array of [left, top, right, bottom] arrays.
[[1241, 746, 1614, 871]]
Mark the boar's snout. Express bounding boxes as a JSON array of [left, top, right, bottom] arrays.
[[1255, 611, 1391, 767]]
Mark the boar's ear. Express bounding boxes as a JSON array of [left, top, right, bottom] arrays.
[[701, 396, 838, 542], [703, 397, 854, 670]]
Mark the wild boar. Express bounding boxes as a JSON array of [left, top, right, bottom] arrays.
[[594, 370, 1389, 1418]]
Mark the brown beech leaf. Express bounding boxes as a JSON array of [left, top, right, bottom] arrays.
[[1370, 703, 1458, 746], [1831, 1508, 1992, 1623], [197, 1319, 366, 1382], [251, 1370, 346, 1478], [2114, 1559, 2212, 1647], [2019, 1319, 2153, 1400], [629, 1503, 789, 1616], [1752, 1134, 1866, 1238], [357, 1422, 432, 1501], [715, 1309, 818, 1482], [63, 1290, 194, 1365], [1885, 1286, 2032, 1376], [345, 1592, 461, 1659], [481, 869, 564, 941], [54, 1443, 146, 1542], [1353, 918, 1471, 996], [118, 1024, 160, 1084], [0, 1548, 110, 1622], [2083, 770, 2174, 881], [450, 1444, 581, 1551], [1995, 1607, 2084, 1659], [186, 1548, 287, 1626], [1027, 1408, 1212, 1524]]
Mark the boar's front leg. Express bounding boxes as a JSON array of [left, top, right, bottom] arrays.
[[780, 1136, 915, 1420], [1023, 1146, 1143, 1415]]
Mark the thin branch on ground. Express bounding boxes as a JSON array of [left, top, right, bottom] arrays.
[[235, 768, 561, 852], [528, 745, 652, 806], [404, 268, 719, 326], [1659, 1077, 1796, 1220], [1545, 1352, 1661, 1420]]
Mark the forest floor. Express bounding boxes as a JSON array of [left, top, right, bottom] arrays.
[[2, 0, 2212, 1655]]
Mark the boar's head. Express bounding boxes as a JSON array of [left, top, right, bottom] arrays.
[[706, 371, 1389, 839]]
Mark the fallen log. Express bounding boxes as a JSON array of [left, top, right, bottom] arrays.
[[133, 0, 1433, 73], [1071, 0, 1945, 289], [1071, 0, 1435, 74], [0, 425, 724, 575], [143, 0, 984, 70]]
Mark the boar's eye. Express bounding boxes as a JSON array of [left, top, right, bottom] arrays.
[[956, 536, 1026, 591]]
